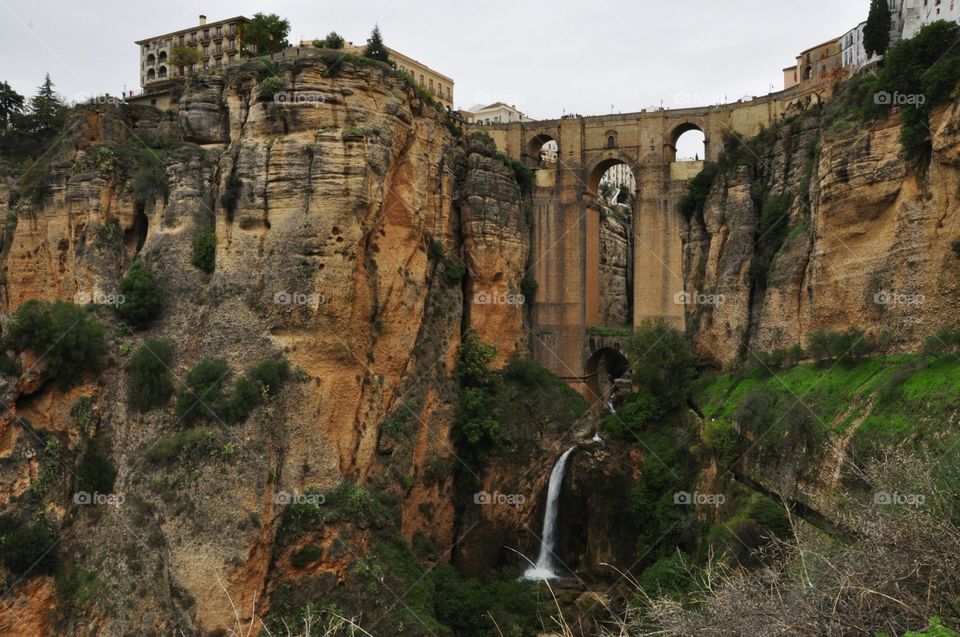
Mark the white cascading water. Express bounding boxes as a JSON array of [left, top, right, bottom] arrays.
[[524, 446, 576, 581]]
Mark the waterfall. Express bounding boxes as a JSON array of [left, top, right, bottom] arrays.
[[524, 446, 576, 581]]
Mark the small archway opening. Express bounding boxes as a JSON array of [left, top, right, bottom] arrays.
[[669, 123, 706, 162], [158, 51, 167, 64], [527, 134, 558, 165], [146, 68, 156, 81], [146, 53, 156, 65], [589, 159, 636, 327], [585, 347, 630, 405], [157, 66, 168, 79]]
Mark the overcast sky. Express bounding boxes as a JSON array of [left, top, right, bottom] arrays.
[[0, 0, 868, 120]]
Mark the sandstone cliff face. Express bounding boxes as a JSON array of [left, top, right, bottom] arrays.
[[0, 57, 527, 636], [683, 102, 960, 365], [598, 208, 631, 326]]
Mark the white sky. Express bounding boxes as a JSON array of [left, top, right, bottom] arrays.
[[0, 0, 868, 121]]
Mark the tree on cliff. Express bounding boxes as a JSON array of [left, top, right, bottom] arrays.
[[242, 13, 290, 55], [363, 25, 389, 62], [0, 81, 24, 130], [864, 0, 892, 57], [323, 31, 345, 49], [170, 46, 202, 72], [27, 74, 65, 142]]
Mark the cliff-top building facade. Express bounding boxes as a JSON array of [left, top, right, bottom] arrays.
[[136, 15, 247, 91], [300, 39, 454, 109]]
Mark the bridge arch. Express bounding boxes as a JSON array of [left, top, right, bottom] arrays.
[[587, 155, 637, 198], [527, 133, 558, 165], [584, 346, 629, 404], [668, 122, 707, 162]]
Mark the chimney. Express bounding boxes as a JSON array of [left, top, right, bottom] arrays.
[[199, 14, 207, 25]]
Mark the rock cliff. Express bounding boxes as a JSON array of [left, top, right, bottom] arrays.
[[0, 56, 528, 636], [683, 100, 960, 366]]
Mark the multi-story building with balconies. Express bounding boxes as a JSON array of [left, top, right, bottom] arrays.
[[135, 15, 247, 95]]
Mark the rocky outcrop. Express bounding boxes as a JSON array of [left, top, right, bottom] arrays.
[[0, 56, 529, 636], [598, 208, 631, 326], [683, 101, 960, 366]]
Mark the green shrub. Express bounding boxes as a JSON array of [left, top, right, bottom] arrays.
[[146, 426, 216, 463], [733, 386, 776, 435], [250, 358, 290, 395], [441, 253, 465, 286], [0, 352, 20, 377], [923, 328, 960, 356], [702, 418, 741, 469], [6, 300, 106, 388], [219, 171, 242, 219], [520, 272, 538, 301], [126, 339, 174, 411], [749, 194, 794, 290], [639, 552, 695, 598], [116, 260, 162, 329], [627, 319, 697, 416], [433, 564, 539, 637], [427, 238, 445, 261], [290, 544, 322, 568], [219, 375, 262, 424], [807, 328, 874, 366], [130, 147, 168, 206], [0, 515, 59, 576], [322, 31, 344, 49], [175, 358, 230, 424], [680, 162, 720, 223], [600, 393, 660, 441], [498, 152, 534, 195], [191, 225, 216, 273], [75, 438, 116, 495], [258, 75, 284, 98]]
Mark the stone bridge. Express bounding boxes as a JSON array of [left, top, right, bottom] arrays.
[[480, 86, 825, 401]]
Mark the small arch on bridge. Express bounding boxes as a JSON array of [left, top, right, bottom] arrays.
[[588, 157, 636, 204], [669, 123, 706, 162], [585, 347, 630, 405], [527, 134, 558, 165], [605, 131, 618, 148]]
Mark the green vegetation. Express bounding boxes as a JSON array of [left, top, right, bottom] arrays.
[[75, 437, 116, 495], [129, 146, 169, 206], [498, 152, 534, 195], [290, 544, 323, 568], [679, 162, 720, 223], [257, 75, 284, 98], [825, 21, 960, 162], [441, 252, 466, 286], [175, 357, 290, 425], [126, 339, 174, 412], [0, 74, 66, 165], [453, 330, 500, 466], [807, 327, 874, 366], [520, 272, 538, 301], [170, 45, 202, 70], [317, 31, 345, 49], [588, 325, 632, 337], [242, 13, 290, 55], [145, 426, 217, 463], [116, 260, 162, 329], [627, 319, 697, 416], [433, 564, 540, 637], [864, 0, 893, 56], [175, 358, 230, 423], [748, 194, 793, 290], [6, 300, 105, 389], [363, 25, 389, 62], [0, 514, 59, 576], [191, 225, 216, 273]]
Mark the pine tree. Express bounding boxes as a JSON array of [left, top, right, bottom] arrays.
[[28, 74, 66, 140], [363, 25, 389, 62], [0, 81, 24, 130], [864, 0, 892, 57]]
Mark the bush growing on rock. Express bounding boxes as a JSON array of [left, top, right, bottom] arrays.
[[0, 515, 59, 576], [126, 339, 174, 411], [191, 225, 216, 273], [175, 358, 230, 423], [627, 319, 697, 416], [116, 260, 162, 329], [6, 300, 106, 388]]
